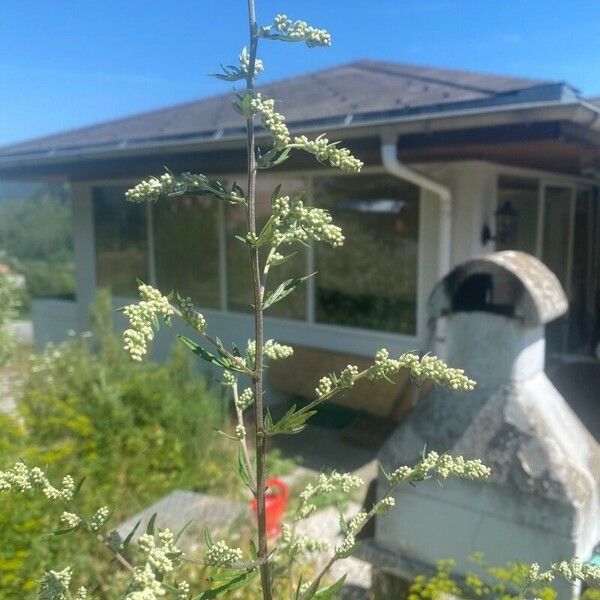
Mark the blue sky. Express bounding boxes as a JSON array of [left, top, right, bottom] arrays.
[[1, 0, 599, 146]]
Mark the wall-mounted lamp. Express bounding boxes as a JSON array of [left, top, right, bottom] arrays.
[[481, 200, 518, 245]]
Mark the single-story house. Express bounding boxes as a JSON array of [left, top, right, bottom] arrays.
[[1, 60, 599, 416]]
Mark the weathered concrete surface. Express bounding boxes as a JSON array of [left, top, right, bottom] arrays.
[[429, 250, 568, 326], [116, 490, 245, 543], [374, 253, 599, 599]]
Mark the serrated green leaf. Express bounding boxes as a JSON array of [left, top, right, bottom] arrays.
[[178, 335, 247, 374], [173, 520, 194, 544], [313, 574, 347, 599], [271, 183, 282, 203], [72, 476, 86, 498], [255, 215, 278, 247], [241, 92, 254, 118], [214, 428, 238, 441], [263, 274, 314, 310], [53, 525, 80, 536], [204, 526, 213, 548], [268, 404, 317, 435], [235, 449, 251, 489], [193, 569, 258, 599], [146, 513, 157, 536], [122, 519, 141, 550]]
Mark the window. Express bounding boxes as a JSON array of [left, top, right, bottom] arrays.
[[496, 176, 539, 254], [93, 186, 148, 296], [313, 174, 419, 334], [542, 186, 571, 289], [153, 195, 220, 308], [226, 176, 307, 320]]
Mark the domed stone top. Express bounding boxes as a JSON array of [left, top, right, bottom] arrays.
[[428, 251, 568, 326]]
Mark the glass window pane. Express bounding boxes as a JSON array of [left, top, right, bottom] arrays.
[[93, 186, 148, 296], [568, 189, 594, 351], [542, 186, 571, 288], [496, 176, 538, 254], [154, 195, 220, 308], [542, 185, 572, 355], [314, 174, 419, 334], [226, 176, 307, 320]]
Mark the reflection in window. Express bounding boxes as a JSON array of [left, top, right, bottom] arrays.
[[154, 195, 220, 308], [93, 186, 148, 297], [496, 176, 538, 254], [314, 174, 419, 334], [226, 176, 307, 320], [542, 186, 571, 288]]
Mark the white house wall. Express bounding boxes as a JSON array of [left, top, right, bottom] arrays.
[[34, 161, 534, 357]]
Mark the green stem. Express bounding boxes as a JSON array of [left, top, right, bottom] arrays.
[[245, 1, 273, 598]]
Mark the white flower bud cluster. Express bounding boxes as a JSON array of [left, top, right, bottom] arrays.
[[365, 349, 476, 392], [347, 512, 368, 535], [60, 511, 81, 529], [235, 424, 246, 440], [526, 562, 555, 585], [177, 581, 191, 599], [205, 540, 243, 566], [293, 135, 363, 173], [263, 339, 294, 360], [222, 371, 236, 386], [177, 296, 206, 332], [335, 533, 356, 559], [250, 94, 290, 149], [315, 376, 333, 398], [373, 496, 395, 515], [271, 194, 344, 247], [387, 452, 491, 485], [239, 47, 264, 78], [90, 505, 110, 531], [398, 352, 476, 391], [0, 463, 76, 503], [126, 171, 209, 203], [279, 524, 329, 556], [138, 530, 180, 576], [551, 559, 600, 586], [129, 563, 165, 600], [236, 387, 254, 410], [297, 472, 363, 519], [273, 14, 332, 47], [123, 284, 174, 361], [339, 364, 359, 386], [315, 365, 359, 398], [39, 567, 88, 600]]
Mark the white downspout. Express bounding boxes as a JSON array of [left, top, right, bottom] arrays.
[[380, 131, 453, 355], [380, 131, 452, 278]]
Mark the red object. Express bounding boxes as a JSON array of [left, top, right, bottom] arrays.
[[250, 478, 289, 537]]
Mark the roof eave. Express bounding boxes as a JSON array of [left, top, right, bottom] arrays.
[[1, 100, 599, 175]]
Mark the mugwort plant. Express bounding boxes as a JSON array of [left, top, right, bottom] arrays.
[[2, 3, 599, 599]]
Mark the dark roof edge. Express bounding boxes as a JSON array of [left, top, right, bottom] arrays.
[[0, 99, 598, 173]]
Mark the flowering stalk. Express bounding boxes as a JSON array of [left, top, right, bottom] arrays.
[[299, 453, 491, 599], [243, 2, 272, 598]]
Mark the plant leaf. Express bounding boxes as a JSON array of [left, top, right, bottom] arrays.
[[268, 404, 317, 435], [121, 520, 141, 550], [178, 335, 247, 374], [263, 274, 314, 310], [146, 513, 157, 536], [314, 574, 347, 599], [193, 569, 258, 599]]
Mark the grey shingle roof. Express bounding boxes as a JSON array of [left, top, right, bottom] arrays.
[[0, 59, 564, 159]]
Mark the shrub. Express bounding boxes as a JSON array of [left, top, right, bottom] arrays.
[[0, 292, 234, 597]]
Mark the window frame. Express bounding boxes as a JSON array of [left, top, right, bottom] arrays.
[[87, 164, 426, 356]]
